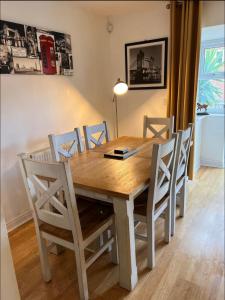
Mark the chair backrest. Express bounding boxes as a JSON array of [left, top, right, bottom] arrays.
[[143, 116, 174, 139], [48, 128, 84, 161], [18, 153, 83, 243], [27, 147, 53, 161], [174, 123, 193, 184], [83, 121, 110, 150], [147, 134, 177, 215]]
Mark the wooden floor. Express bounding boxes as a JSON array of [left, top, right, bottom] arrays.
[[9, 167, 224, 300]]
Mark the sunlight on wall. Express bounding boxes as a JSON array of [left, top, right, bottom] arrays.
[[0, 1, 112, 227]]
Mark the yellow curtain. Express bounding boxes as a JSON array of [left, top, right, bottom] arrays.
[[167, 0, 202, 179]]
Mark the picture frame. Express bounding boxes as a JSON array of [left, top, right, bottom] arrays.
[[0, 20, 73, 75], [125, 37, 168, 90]]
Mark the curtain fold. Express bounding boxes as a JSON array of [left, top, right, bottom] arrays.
[[167, 0, 202, 179]]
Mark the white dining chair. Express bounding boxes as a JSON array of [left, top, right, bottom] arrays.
[[143, 116, 174, 139], [24, 147, 95, 212], [83, 121, 110, 150], [26, 147, 53, 161], [18, 154, 118, 300], [171, 123, 193, 236], [134, 135, 177, 269], [49, 127, 111, 250], [48, 128, 84, 161]]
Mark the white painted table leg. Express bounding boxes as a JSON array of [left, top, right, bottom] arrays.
[[113, 198, 138, 291]]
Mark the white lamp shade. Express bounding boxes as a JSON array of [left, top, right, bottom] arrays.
[[113, 80, 128, 95]]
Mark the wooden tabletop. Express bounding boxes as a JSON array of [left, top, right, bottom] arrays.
[[71, 136, 164, 199]]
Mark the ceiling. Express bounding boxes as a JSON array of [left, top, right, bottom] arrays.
[[73, 1, 163, 16]]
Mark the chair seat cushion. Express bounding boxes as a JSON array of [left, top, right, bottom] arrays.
[[39, 198, 114, 242]]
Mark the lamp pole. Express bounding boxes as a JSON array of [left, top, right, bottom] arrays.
[[113, 78, 128, 139], [113, 93, 119, 138]]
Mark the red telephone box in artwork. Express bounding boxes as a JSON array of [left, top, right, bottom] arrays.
[[39, 35, 57, 75]]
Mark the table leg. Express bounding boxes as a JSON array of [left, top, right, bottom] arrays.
[[113, 198, 138, 291]]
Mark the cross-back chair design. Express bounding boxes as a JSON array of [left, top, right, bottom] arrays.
[[171, 123, 193, 236], [83, 121, 110, 150], [49, 128, 110, 248], [143, 116, 174, 139], [134, 134, 177, 269], [48, 128, 84, 162], [18, 154, 118, 300], [25, 147, 53, 191]]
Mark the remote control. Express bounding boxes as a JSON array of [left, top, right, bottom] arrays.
[[114, 148, 129, 154]]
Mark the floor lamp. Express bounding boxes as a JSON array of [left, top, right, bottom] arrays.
[[113, 78, 128, 138]]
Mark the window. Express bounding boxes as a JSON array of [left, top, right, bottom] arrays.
[[197, 38, 225, 114]]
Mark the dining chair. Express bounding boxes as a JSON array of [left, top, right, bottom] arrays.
[[171, 123, 193, 236], [83, 121, 110, 150], [143, 116, 174, 139], [18, 154, 118, 300], [48, 128, 84, 161], [48, 128, 112, 250], [134, 134, 177, 269], [25, 146, 96, 208], [26, 146, 53, 161], [25, 147, 56, 199]]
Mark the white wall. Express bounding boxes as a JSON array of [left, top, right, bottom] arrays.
[[0, 1, 112, 228], [194, 116, 204, 175], [202, 1, 225, 27], [201, 115, 225, 168], [108, 1, 170, 137], [194, 115, 225, 173]]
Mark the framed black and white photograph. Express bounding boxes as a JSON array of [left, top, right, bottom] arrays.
[[125, 38, 168, 90]]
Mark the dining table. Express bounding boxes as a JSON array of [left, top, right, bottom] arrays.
[[69, 136, 164, 291]]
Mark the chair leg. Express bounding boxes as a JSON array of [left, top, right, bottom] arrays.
[[47, 193, 65, 255], [103, 230, 112, 252], [171, 191, 176, 236], [147, 217, 155, 270], [88, 236, 102, 252], [74, 250, 89, 300], [99, 233, 104, 247], [37, 235, 52, 282], [111, 224, 119, 265], [164, 199, 171, 243], [179, 178, 187, 217]]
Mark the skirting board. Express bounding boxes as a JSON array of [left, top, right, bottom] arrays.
[[200, 159, 225, 169], [7, 209, 32, 232]]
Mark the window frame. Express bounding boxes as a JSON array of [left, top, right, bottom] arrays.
[[198, 38, 225, 114], [199, 38, 224, 78]]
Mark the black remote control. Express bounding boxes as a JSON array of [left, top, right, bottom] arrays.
[[114, 148, 129, 154]]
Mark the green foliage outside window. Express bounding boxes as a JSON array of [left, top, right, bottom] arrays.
[[197, 47, 224, 107]]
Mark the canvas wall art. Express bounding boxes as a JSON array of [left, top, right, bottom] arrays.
[[0, 20, 73, 75], [125, 38, 168, 89]]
